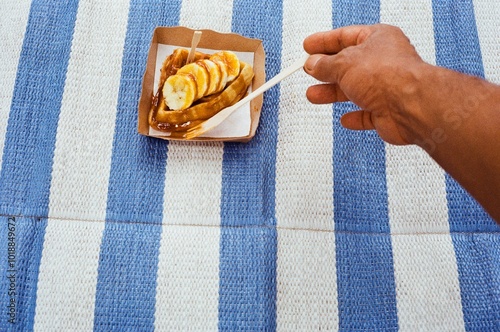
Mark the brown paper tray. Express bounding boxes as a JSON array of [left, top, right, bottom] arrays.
[[138, 26, 266, 142]]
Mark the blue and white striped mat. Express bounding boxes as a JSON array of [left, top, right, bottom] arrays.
[[1, 0, 499, 330]]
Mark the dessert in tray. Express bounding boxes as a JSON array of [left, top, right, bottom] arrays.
[[138, 26, 265, 142], [148, 48, 254, 135]]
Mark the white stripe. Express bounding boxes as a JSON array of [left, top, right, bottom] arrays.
[[47, 0, 130, 221], [161, 142, 224, 225], [160, 0, 234, 226], [391, 234, 465, 331], [385, 146, 450, 234], [155, 1, 233, 329], [179, 0, 234, 31], [154, 225, 220, 331], [276, 229, 338, 331], [275, 0, 334, 231], [473, 0, 500, 83], [275, 0, 337, 330], [34, 218, 104, 332], [35, 0, 130, 330], [380, 2, 448, 231], [0, 0, 32, 173], [380, 1, 464, 330]]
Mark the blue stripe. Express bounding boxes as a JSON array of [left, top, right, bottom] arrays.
[[218, 227, 278, 331], [92, 1, 180, 330], [449, 234, 500, 331], [93, 223, 163, 331], [0, 0, 78, 217], [432, 1, 500, 330], [0, 1, 78, 330], [0, 217, 47, 331], [332, 1, 398, 330], [432, 0, 498, 233], [216, 1, 283, 330]]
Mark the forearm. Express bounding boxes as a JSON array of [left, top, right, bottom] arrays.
[[404, 64, 500, 221]]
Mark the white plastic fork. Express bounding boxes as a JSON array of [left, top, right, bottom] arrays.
[[184, 54, 309, 139]]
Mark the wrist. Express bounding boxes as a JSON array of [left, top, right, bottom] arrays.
[[400, 63, 500, 154], [387, 61, 436, 146]]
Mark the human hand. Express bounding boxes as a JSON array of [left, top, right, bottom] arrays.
[[304, 24, 500, 222], [303, 24, 427, 145]]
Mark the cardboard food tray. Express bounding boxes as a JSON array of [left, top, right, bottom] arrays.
[[138, 26, 266, 142]]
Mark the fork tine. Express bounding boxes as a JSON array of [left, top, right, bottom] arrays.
[[183, 102, 240, 139], [183, 123, 205, 139]]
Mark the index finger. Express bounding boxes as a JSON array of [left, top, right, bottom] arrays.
[[303, 25, 374, 55]]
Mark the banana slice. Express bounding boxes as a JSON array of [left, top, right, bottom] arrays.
[[163, 73, 197, 111], [210, 51, 240, 82], [177, 62, 209, 100], [211, 58, 228, 93], [196, 59, 221, 96]]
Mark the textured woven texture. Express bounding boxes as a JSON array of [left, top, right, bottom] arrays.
[[0, 0, 499, 331]]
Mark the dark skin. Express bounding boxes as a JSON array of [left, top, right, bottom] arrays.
[[303, 24, 500, 222]]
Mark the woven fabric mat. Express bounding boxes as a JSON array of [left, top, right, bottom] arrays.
[[1, 0, 499, 330]]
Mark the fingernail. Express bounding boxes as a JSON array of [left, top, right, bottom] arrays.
[[305, 54, 323, 72]]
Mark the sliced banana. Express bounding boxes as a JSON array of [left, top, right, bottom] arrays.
[[161, 49, 242, 111], [155, 61, 254, 127], [210, 51, 240, 82], [177, 62, 209, 100], [211, 58, 228, 93], [163, 73, 197, 111], [196, 59, 221, 96]]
